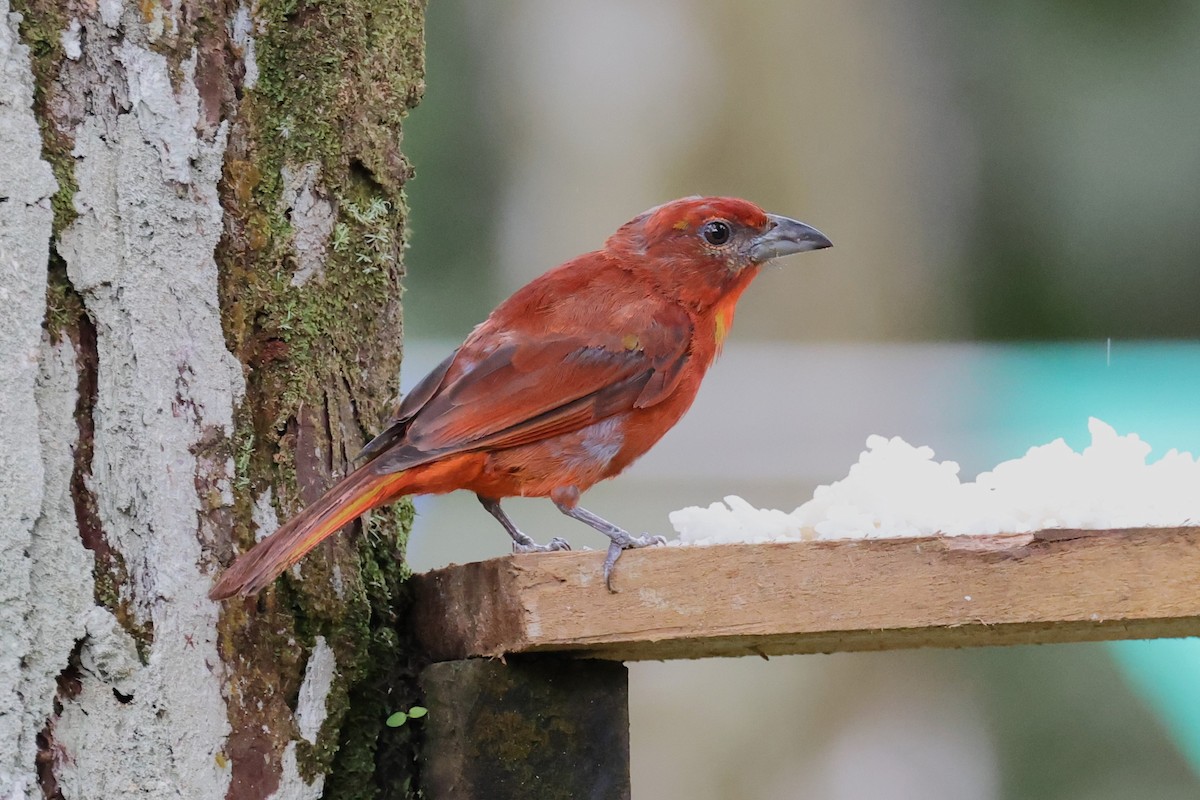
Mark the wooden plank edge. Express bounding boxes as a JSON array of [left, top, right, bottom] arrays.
[[409, 527, 1200, 662]]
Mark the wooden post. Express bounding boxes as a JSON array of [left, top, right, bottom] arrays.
[[420, 657, 630, 800]]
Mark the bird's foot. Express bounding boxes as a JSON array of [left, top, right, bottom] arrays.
[[602, 532, 667, 592], [512, 535, 571, 554], [479, 495, 571, 554]]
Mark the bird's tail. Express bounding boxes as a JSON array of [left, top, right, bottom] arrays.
[[209, 466, 397, 600]]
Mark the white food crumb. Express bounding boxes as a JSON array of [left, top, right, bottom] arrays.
[[669, 418, 1199, 545]]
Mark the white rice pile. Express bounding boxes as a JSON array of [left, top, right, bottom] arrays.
[[669, 418, 1200, 545]]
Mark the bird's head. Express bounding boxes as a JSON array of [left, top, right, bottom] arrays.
[[605, 196, 831, 309]]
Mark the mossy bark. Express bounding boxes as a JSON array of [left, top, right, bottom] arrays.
[[8, 1, 426, 797], [215, 2, 425, 794]]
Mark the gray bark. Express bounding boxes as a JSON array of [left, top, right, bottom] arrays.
[[1, 9, 73, 797], [3, 3, 243, 797]]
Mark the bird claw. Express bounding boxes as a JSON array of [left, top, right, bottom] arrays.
[[602, 532, 667, 592], [513, 536, 571, 554]]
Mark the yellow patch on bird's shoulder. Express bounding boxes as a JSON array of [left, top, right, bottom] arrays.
[[621, 333, 641, 351], [714, 310, 729, 346]]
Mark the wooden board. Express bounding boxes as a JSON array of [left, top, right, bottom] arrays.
[[409, 527, 1200, 662]]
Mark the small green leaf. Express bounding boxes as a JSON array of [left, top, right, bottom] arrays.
[[385, 711, 408, 727], [407, 706, 428, 719]]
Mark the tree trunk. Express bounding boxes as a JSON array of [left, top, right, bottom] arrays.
[[1, 1, 425, 797]]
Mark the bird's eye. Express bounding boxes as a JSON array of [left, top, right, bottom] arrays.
[[701, 220, 732, 246]]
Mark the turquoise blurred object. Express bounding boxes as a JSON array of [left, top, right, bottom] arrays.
[[978, 342, 1200, 774], [1110, 641, 1200, 773], [971, 342, 1200, 465]]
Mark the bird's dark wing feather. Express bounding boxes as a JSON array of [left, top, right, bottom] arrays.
[[357, 349, 458, 463]]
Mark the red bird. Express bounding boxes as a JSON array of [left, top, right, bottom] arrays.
[[209, 196, 830, 599]]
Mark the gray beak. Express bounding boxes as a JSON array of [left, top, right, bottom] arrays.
[[749, 214, 832, 262]]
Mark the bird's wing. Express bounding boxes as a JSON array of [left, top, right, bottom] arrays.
[[370, 307, 694, 473]]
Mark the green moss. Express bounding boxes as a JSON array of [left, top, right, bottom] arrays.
[[252, 0, 423, 190], [232, 416, 256, 492], [43, 257, 83, 343], [220, 0, 426, 439]]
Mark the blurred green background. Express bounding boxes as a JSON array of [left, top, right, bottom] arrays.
[[397, 2, 1200, 797]]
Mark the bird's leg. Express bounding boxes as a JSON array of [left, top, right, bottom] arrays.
[[477, 495, 570, 553], [551, 488, 666, 591]]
